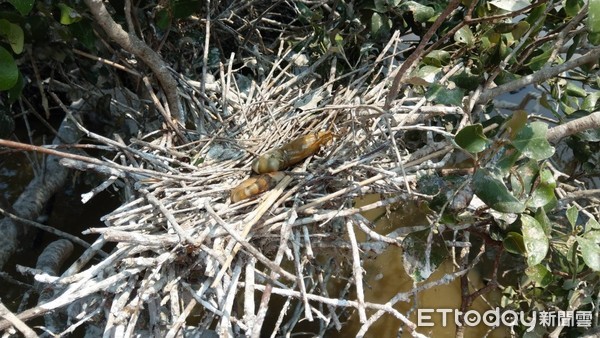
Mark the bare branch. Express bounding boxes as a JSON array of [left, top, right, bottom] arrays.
[[478, 47, 600, 104], [547, 111, 600, 143], [83, 0, 184, 126]]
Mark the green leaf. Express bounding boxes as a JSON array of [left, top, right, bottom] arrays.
[[455, 124, 489, 153], [454, 26, 474, 46], [172, 0, 202, 19], [57, 3, 82, 25], [334, 33, 344, 46], [496, 147, 521, 174], [372, 0, 387, 12], [400, 1, 435, 22], [7, 70, 23, 103], [566, 205, 578, 227], [423, 50, 451, 67], [504, 232, 525, 254], [0, 19, 24, 54], [526, 3, 547, 26], [511, 122, 555, 160], [496, 38, 510, 59], [587, 218, 600, 230], [526, 47, 552, 71], [505, 110, 528, 139], [472, 169, 526, 213], [535, 207, 552, 236], [589, 0, 600, 44], [426, 83, 465, 106], [582, 92, 600, 111], [577, 237, 600, 271], [565, 0, 582, 17], [566, 110, 592, 120], [494, 70, 520, 85], [490, 0, 531, 11], [511, 21, 530, 40], [155, 9, 171, 30], [589, 32, 600, 45], [7, 0, 34, 15], [560, 98, 577, 115], [584, 229, 600, 244], [521, 214, 549, 266], [511, 159, 538, 196], [540, 93, 556, 114], [525, 264, 553, 287], [371, 12, 390, 37], [528, 169, 557, 208], [71, 20, 97, 51], [298, 3, 321, 23], [449, 69, 482, 91], [0, 46, 18, 91], [402, 229, 448, 282], [408, 65, 441, 85], [494, 22, 516, 34], [482, 31, 500, 49], [417, 174, 471, 212], [566, 82, 587, 98]]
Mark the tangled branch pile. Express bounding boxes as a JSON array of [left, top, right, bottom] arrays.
[[3, 30, 461, 338], [73, 40, 451, 336]]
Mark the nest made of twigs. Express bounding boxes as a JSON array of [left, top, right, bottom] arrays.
[[44, 38, 456, 337]]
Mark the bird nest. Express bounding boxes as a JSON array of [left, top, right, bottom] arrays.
[[29, 40, 460, 337]]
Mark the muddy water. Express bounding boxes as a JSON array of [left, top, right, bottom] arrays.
[[332, 194, 508, 337], [0, 154, 120, 311]]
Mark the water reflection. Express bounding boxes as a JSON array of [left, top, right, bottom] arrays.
[[331, 194, 508, 337]]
